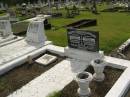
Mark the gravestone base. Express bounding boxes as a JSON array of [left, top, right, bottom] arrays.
[[64, 47, 104, 62]]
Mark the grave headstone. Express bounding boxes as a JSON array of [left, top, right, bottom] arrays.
[[0, 20, 13, 37], [128, 2, 130, 10], [21, 3, 27, 15], [67, 28, 99, 52], [26, 20, 47, 45], [16, 4, 20, 9], [8, 9, 19, 22], [47, 0, 52, 13], [27, 2, 32, 9], [38, 0, 43, 7], [0, 2, 5, 10], [91, 0, 98, 14], [108, 2, 114, 9], [5, 4, 8, 10]]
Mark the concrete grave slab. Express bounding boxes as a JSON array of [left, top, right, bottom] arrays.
[[35, 54, 57, 66]]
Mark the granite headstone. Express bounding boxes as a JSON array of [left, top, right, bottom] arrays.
[[67, 28, 99, 52]]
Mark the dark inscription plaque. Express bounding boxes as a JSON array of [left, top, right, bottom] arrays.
[[67, 28, 99, 52]]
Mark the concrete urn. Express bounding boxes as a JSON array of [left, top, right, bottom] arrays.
[[76, 72, 93, 97], [91, 59, 106, 81]]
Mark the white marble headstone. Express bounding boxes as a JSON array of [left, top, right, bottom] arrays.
[[26, 20, 47, 45], [0, 20, 13, 37]]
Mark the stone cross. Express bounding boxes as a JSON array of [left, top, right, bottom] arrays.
[[26, 20, 47, 45], [0, 20, 13, 37]]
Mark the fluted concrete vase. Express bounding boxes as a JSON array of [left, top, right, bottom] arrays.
[[76, 72, 93, 97], [91, 59, 106, 81]]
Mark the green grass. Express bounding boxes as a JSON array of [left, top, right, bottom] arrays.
[[11, 3, 130, 54], [47, 91, 61, 97], [12, 21, 29, 34], [45, 5, 130, 54]]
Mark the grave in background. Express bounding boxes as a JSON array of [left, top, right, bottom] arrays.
[[66, 19, 97, 28], [0, 20, 22, 47], [0, 19, 51, 75]]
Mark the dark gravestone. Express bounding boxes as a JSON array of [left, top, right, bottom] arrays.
[[67, 28, 99, 52], [44, 19, 51, 30], [66, 19, 97, 28]]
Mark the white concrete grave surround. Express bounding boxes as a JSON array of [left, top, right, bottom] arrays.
[[6, 45, 130, 97], [26, 15, 51, 22], [0, 20, 23, 46], [0, 20, 51, 75]]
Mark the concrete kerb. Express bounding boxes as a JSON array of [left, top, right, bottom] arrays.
[[0, 42, 51, 75], [0, 45, 130, 97]]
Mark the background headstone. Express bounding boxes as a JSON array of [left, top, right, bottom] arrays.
[[0, 20, 13, 37]]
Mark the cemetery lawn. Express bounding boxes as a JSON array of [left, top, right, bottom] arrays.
[[46, 9, 130, 54]]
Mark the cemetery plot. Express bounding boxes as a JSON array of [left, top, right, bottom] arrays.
[[59, 66, 123, 97], [0, 51, 65, 97], [65, 5, 80, 18], [66, 19, 97, 28], [101, 2, 130, 12]]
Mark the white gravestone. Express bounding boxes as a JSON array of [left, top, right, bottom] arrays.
[[27, 2, 32, 8], [0, 3, 5, 10], [26, 20, 47, 45], [38, 0, 43, 7], [8, 10, 19, 22], [5, 4, 8, 10], [0, 20, 13, 37], [47, 0, 51, 13]]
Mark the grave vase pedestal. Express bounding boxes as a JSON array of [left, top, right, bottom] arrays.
[[76, 72, 93, 97]]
